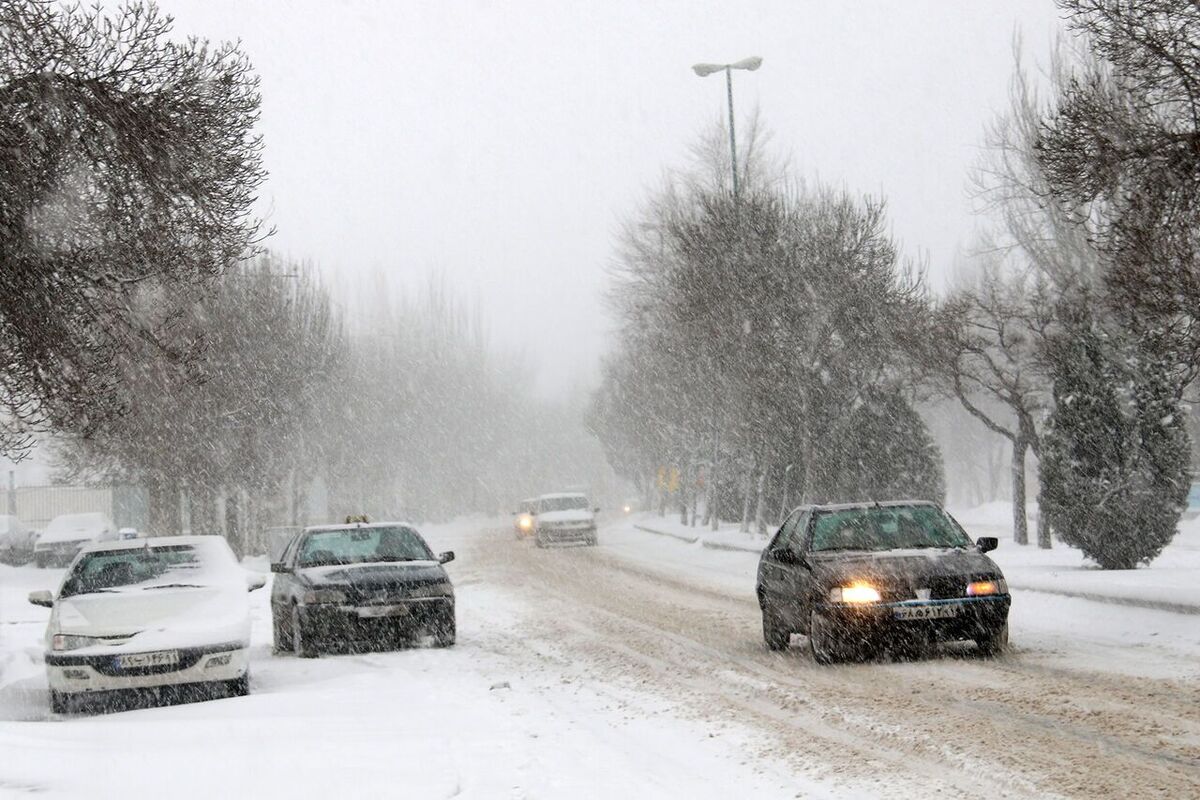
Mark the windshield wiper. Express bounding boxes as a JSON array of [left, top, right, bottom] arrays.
[[142, 582, 203, 590]]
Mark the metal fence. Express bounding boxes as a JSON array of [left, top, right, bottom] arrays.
[[5, 484, 147, 531]]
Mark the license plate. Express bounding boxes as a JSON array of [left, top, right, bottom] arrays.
[[357, 604, 409, 618], [893, 604, 960, 621], [116, 650, 180, 669]]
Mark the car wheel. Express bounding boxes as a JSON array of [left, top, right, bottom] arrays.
[[49, 690, 72, 715], [224, 673, 250, 697], [976, 621, 1009, 657], [761, 604, 790, 651], [808, 610, 842, 665], [291, 604, 318, 658], [431, 608, 456, 647]]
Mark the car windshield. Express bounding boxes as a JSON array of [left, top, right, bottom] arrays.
[[539, 496, 588, 512], [59, 544, 222, 598], [810, 506, 973, 552], [298, 526, 432, 567]]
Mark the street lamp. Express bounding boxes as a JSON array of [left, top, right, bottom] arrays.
[[691, 56, 762, 199]]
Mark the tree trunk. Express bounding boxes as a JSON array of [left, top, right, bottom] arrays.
[[753, 462, 769, 536], [1012, 437, 1029, 545], [1037, 508, 1051, 549], [739, 456, 755, 533]]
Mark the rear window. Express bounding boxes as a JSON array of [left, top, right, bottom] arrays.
[[810, 506, 971, 552]]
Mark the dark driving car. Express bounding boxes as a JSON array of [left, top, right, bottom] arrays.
[[756, 501, 1010, 663], [269, 522, 456, 657]]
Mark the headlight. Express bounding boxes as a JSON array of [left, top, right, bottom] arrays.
[[302, 588, 348, 605], [967, 579, 1007, 596], [52, 634, 100, 652], [622, 505, 632, 514], [518, 516, 533, 529], [830, 583, 881, 604]]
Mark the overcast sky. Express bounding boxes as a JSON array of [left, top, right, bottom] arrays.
[[155, 0, 1069, 392]]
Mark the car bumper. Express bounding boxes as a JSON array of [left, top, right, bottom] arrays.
[[536, 527, 596, 544], [300, 597, 453, 646], [818, 596, 1011, 641], [46, 643, 249, 694]]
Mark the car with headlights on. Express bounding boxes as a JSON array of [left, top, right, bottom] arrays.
[[756, 501, 1010, 663], [27, 536, 265, 713], [513, 498, 536, 539], [269, 521, 456, 657], [531, 492, 598, 547]]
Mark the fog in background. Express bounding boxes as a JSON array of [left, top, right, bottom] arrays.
[[149, 0, 1066, 392]]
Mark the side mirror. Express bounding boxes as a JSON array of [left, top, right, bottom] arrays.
[[28, 590, 53, 608], [246, 573, 267, 592], [437, 551, 455, 564], [269, 562, 290, 574], [976, 537, 998, 553]]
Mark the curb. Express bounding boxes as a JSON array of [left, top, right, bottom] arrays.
[[633, 523, 763, 553], [1007, 584, 1200, 616]]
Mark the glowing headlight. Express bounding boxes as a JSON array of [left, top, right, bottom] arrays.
[[52, 634, 100, 652], [623, 505, 632, 514], [830, 583, 881, 604], [518, 516, 533, 530], [967, 579, 1007, 596], [302, 589, 348, 605]]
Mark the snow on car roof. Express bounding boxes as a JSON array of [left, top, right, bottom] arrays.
[[536, 492, 588, 500], [303, 521, 418, 532], [795, 499, 941, 512], [78, 534, 232, 553]]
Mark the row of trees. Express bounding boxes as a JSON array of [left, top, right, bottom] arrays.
[[593, 0, 1200, 569], [591, 128, 944, 535], [1, 2, 612, 553]]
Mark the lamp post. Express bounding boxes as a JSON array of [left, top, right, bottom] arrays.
[[691, 56, 762, 199]]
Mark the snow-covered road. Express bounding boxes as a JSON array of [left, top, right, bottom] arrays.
[[2, 518, 1198, 799]]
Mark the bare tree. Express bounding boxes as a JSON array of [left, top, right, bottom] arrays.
[[0, 1, 266, 458]]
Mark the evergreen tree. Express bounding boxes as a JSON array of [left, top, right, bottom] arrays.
[[1039, 305, 1189, 569], [808, 392, 945, 505]]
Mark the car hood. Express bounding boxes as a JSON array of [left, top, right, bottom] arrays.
[[300, 561, 449, 589], [50, 585, 250, 653], [809, 547, 1001, 586], [537, 510, 593, 525]]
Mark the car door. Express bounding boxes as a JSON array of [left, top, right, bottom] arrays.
[[270, 532, 303, 618], [760, 510, 812, 629]]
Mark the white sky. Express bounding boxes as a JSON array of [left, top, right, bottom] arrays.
[[154, 0, 1068, 392]]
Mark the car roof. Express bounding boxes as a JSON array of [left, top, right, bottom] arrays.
[[794, 500, 941, 513], [303, 521, 418, 533], [536, 492, 587, 500], [78, 535, 225, 553]]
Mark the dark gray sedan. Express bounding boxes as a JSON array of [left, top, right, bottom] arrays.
[[270, 522, 455, 657], [756, 501, 1010, 663]]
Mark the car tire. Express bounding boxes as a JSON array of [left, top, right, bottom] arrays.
[[432, 608, 456, 648], [292, 604, 318, 658], [762, 604, 790, 651], [271, 609, 289, 654], [224, 673, 250, 697], [808, 610, 842, 665], [49, 690, 71, 715], [976, 621, 1009, 657]]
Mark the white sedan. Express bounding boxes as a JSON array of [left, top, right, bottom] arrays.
[[27, 535, 266, 713]]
